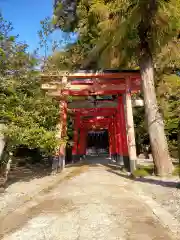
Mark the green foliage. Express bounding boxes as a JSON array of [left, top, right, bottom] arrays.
[[133, 73, 180, 158], [53, 0, 78, 32], [47, 0, 102, 71], [157, 74, 180, 157], [0, 76, 60, 154], [0, 13, 61, 155], [133, 106, 149, 153], [51, 1, 180, 70], [38, 17, 54, 58], [172, 166, 180, 176]]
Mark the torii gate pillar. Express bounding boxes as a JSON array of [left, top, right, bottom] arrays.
[[108, 118, 116, 160], [72, 113, 80, 162], [116, 105, 123, 165], [52, 100, 67, 174], [78, 128, 87, 159], [59, 100, 67, 171], [125, 78, 137, 172]]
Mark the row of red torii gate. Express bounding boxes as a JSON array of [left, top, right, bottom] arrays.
[[41, 70, 143, 172]]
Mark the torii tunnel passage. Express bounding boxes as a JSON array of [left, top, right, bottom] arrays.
[[41, 70, 142, 173], [87, 130, 109, 155]]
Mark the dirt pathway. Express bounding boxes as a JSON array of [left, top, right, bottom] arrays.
[[0, 160, 175, 240]]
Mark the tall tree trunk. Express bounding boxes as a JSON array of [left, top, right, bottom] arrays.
[[0, 151, 13, 189], [178, 121, 180, 178], [139, 48, 173, 176], [137, 0, 173, 176], [0, 124, 6, 160], [4, 152, 13, 186]]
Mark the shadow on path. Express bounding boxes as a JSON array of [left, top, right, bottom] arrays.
[[66, 155, 179, 189], [6, 164, 52, 187], [108, 169, 179, 189]]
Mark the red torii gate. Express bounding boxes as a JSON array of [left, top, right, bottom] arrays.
[[72, 102, 128, 167], [41, 70, 142, 172]]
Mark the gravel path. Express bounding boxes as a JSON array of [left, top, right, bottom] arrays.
[[0, 175, 55, 212], [0, 161, 175, 240], [107, 158, 180, 226], [0, 165, 81, 218], [132, 176, 180, 222]]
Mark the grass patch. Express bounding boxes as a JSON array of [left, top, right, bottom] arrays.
[[133, 164, 180, 177], [172, 166, 180, 176], [133, 165, 154, 178]]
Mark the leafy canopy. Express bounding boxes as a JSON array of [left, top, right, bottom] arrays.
[[0, 13, 61, 155], [52, 0, 180, 70]]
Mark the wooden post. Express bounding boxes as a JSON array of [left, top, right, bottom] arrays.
[[72, 113, 80, 162], [57, 76, 68, 172], [118, 95, 129, 170], [114, 113, 119, 162], [78, 128, 83, 158], [82, 129, 87, 157], [116, 104, 124, 165], [78, 128, 87, 159], [111, 120, 116, 160], [0, 124, 6, 161], [178, 122, 180, 179], [113, 115, 118, 162], [77, 129, 82, 159], [52, 100, 67, 174], [111, 117, 116, 160], [108, 123, 113, 159], [124, 78, 137, 172], [59, 100, 67, 171]]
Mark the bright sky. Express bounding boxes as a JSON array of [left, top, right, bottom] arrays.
[[0, 0, 72, 55]]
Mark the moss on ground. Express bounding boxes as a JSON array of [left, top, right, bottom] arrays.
[[133, 165, 154, 177], [172, 166, 180, 176], [133, 164, 180, 177]]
